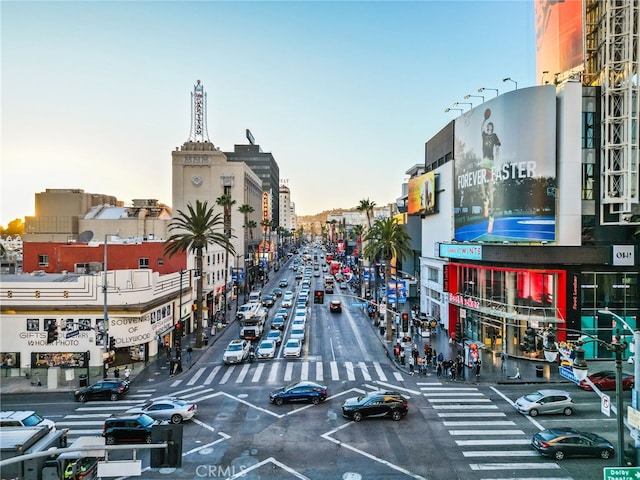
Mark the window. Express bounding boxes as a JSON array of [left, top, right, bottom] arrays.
[[157, 258, 164, 266], [38, 255, 49, 267], [582, 163, 595, 200], [138, 258, 149, 269]]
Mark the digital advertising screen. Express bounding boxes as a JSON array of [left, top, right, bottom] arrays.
[[453, 86, 557, 242], [407, 172, 436, 216]]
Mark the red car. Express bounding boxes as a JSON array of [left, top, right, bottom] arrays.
[[578, 370, 634, 391], [329, 300, 342, 313]]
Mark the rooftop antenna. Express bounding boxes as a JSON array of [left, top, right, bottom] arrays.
[[188, 80, 210, 142]]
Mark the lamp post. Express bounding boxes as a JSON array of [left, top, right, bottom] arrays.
[[465, 94, 484, 103], [544, 326, 628, 466], [445, 108, 463, 114], [478, 87, 499, 97], [502, 77, 518, 90], [453, 101, 473, 111]]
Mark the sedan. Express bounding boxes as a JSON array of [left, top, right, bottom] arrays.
[[531, 428, 614, 460], [266, 329, 282, 346], [579, 370, 634, 391], [329, 300, 342, 313], [278, 279, 289, 287], [514, 389, 574, 417], [271, 316, 285, 330], [341, 391, 408, 422], [283, 339, 302, 358], [271, 288, 283, 297], [125, 398, 197, 424], [256, 340, 276, 359], [290, 326, 305, 343], [269, 381, 328, 406], [74, 380, 130, 403], [276, 308, 289, 320]]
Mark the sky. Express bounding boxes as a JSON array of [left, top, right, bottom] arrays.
[[1, 0, 537, 227]]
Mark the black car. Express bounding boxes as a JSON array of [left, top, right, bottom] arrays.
[[329, 300, 342, 313], [262, 294, 276, 308], [102, 413, 164, 444], [278, 279, 289, 287], [74, 380, 130, 402], [531, 428, 614, 460], [269, 381, 328, 406], [341, 391, 408, 422]]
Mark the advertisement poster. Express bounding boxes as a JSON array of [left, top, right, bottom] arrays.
[[453, 86, 557, 242], [407, 172, 436, 216]]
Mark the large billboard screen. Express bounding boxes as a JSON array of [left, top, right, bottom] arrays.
[[453, 86, 556, 242], [407, 172, 436, 216], [535, 0, 583, 83]]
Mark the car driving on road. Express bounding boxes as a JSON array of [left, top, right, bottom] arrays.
[[514, 389, 574, 417], [74, 380, 130, 403], [269, 381, 328, 405], [223, 339, 250, 365], [531, 427, 614, 460], [125, 398, 197, 424], [341, 391, 408, 422]]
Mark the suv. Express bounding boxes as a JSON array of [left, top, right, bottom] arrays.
[[515, 389, 574, 417], [223, 339, 250, 365], [341, 391, 409, 422], [0, 410, 56, 430], [74, 380, 130, 403], [102, 413, 164, 444]]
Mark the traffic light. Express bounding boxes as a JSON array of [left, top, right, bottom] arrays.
[[175, 322, 183, 336], [150, 424, 183, 468], [314, 290, 324, 304], [524, 327, 536, 352], [401, 313, 409, 332], [109, 335, 116, 351], [455, 321, 463, 341], [47, 323, 58, 344]]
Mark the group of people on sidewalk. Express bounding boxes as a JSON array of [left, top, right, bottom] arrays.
[[394, 339, 483, 380]]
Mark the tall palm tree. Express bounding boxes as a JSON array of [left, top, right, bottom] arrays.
[[216, 194, 237, 321], [357, 198, 376, 230], [363, 217, 412, 342], [238, 204, 255, 297], [164, 200, 235, 348], [246, 219, 258, 291]]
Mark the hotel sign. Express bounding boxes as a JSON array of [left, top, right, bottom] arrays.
[[439, 243, 482, 260]]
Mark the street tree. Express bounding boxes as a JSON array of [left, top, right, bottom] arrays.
[[164, 200, 235, 348], [216, 194, 237, 321], [363, 217, 412, 342]]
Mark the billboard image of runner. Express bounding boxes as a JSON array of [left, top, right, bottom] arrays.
[[454, 85, 556, 242]]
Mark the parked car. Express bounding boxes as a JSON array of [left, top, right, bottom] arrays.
[[514, 389, 574, 417], [269, 381, 328, 406], [102, 413, 165, 444], [257, 340, 276, 359], [531, 427, 614, 460], [578, 370, 634, 391], [341, 391, 408, 422], [0, 410, 56, 430], [75, 380, 130, 403], [329, 300, 342, 313], [125, 398, 197, 424], [223, 339, 250, 365], [283, 339, 302, 358]]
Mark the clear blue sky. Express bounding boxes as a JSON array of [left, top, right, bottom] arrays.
[[1, 0, 536, 227]]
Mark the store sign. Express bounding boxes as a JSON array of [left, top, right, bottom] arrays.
[[439, 243, 482, 260], [613, 245, 634, 266]]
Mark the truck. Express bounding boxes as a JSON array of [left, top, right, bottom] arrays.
[[42, 436, 103, 480], [236, 302, 262, 321], [239, 308, 267, 341], [0, 426, 68, 480]]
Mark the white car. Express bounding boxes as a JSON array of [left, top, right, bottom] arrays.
[[276, 308, 289, 320], [266, 329, 283, 346], [256, 340, 276, 359], [290, 326, 306, 343], [223, 339, 250, 365], [293, 310, 307, 324], [282, 293, 294, 308], [283, 339, 302, 358]]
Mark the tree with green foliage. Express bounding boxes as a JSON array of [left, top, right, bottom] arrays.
[[164, 200, 235, 348], [216, 194, 237, 321]]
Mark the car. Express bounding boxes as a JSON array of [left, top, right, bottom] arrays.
[[223, 339, 250, 365], [290, 326, 306, 343], [313, 271, 321, 277], [74, 380, 130, 403], [276, 308, 289, 319], [340, 282, 348, 290], [329, 300, 342, 313], [279, 279, 289, 288], [261, 294, 276, 308], [266, 329, 282, 346], [294, 272, 303, 280], [578, 370, 635, 391], [341, 391, 409, 422], [269, 381, 328, 406], [325, 285, 334, 294], [531, 427, 614, 460], [271, 288, 283, 297], [282, 296, 294, 308], [125, 398, 197, 424], [271, 316, 285, 330], [283, 339, 302, 358], [514, 389, 574, 417], [256, 340, 276, 359], [0, 410, 56, 430], [102, 413, 165, 445]]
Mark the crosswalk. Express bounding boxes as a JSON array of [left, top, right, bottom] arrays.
[[168, 360, 405, 388], [419, 382, 573, 480]]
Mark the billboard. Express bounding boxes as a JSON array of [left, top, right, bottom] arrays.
[[407, 172, 436, 216], [535, 0, 583, 84], [453, 86, 556, 242]]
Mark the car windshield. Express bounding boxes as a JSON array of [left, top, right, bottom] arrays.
[[260, 341, 274, 348], [227, 344, 242, 351], [285, 341, 298, 347], [138, 415, 155, 427], [22, 413, 45, 427], [524, 392, 544, 402]]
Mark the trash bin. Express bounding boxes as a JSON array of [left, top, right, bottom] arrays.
[[202, 334, 209, 346], [79, 374, 88, 387], [535, 365, 543, 378]]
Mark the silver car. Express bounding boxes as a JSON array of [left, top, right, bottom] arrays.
[[515, 389, 574, 417], [126, 398, 197, 424]]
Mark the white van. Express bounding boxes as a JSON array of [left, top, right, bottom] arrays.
[[248, 291, 262, 303]]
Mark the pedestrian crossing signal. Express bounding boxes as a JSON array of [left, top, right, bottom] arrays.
[[150, 424, 183, 468]]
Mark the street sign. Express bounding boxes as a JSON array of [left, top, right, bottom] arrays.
[[603, 467, 640, 480], [350, 302, 367, 307], [66, 330, 80, 339], [601, 393, 611, 417], [559, 365, 580, 385]]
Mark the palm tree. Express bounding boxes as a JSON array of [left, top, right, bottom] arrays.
[[363, 217, 412, 342], [216, 194, 237, 321], [246, 219, 258, 291], [238, 204, 254, 297], [357, 198, 376, 230], [164, 200, 235, 348]]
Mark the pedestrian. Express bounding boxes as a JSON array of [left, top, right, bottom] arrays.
[[436, 362, 442, 377], [417, 356, 423, 375], [409, 355, 415, 375], [500, 351, 507, 375], [186, 346, 193, 364], [113, 367, 120, 378], [124, 365, 131, 381], [400, 350, 406, 366], [450, 362, 457, 381], [475, 359, 482, 378]]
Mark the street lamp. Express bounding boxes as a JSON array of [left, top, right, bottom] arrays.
[[453, 101, 473, 111], [502, 77, 518, 90], [478, 87, 499, 97], [465, 94, 484, 103], [445, 108, 463, 114], [102, 232, 119, 378], [544, 326, 627, 466]]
